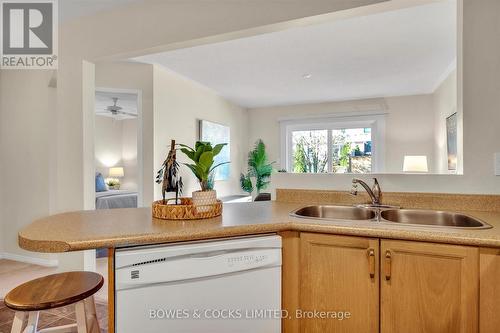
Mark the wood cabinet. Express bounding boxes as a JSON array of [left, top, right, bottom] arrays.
[[381, 240, 478, 333], [479, 248, 500, 333], [299, 233, 379, 332], [288, 234, 482, 333], [280, 231, 301, 333]]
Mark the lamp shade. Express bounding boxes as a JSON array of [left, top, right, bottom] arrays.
[[403, 156, 428, 172], [109, 167, 124, 178]]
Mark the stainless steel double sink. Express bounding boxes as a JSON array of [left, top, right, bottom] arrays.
[[291, 205, 492, 229]]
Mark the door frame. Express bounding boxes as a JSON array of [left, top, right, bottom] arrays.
[[95, 87, 144, 207]]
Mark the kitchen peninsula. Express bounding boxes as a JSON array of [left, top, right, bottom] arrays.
[[18, 190, 500, 332]]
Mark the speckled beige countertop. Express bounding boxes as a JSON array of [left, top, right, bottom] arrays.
[[19, 201, 500, 253]]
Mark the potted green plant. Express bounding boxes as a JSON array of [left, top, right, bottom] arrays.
[[240, 139, 274, 201], [180, 141, 228, 207]]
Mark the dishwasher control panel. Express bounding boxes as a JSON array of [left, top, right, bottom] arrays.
[[115, 235, 282, 290]]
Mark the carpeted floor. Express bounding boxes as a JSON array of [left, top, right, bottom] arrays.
[[0, 299, 108, 333]]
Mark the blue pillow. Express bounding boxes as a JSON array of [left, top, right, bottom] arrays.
[[95, 172, 107, 192]]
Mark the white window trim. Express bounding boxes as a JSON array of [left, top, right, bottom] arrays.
[[280, 113, 386, 173]]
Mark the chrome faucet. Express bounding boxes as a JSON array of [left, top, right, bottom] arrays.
[[351, 178, 382, 205]]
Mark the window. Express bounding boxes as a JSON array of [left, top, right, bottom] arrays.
[[281, 114, 385, 174], [292, 130, 328, 173], [331, 128, 372, 173]]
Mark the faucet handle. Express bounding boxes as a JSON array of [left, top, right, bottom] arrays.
[[350, 183, 358, 196], [371, 178, 381, 201]]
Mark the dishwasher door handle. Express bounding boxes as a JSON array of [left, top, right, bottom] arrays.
[[189, 250, 231, 259]]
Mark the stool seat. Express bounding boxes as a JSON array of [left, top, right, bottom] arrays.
[[4, 271, 104, 311]]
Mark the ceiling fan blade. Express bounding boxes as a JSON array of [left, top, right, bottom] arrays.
[[118, 110, 137, 116]]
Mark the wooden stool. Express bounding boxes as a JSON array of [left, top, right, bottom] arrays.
[[4, 271, 104, 333]]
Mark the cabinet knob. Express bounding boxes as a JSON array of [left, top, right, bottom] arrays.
[[384, 250, 392, 281], [367, 248, 376, 279]]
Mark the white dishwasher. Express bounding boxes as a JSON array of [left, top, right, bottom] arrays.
[[115, 235, 282, 333]]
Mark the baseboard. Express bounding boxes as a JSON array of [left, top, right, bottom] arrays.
[[0, 252, 59, 267]]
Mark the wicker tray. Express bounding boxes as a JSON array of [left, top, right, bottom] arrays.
[[152, 197, 223, 220]]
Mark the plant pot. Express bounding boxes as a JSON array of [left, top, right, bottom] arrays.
[[254, 192, 271, 201], [108, 185, 120, 190], [192, 190, 217, 212]]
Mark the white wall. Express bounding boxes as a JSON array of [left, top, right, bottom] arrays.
[[433, 69, 458, 174], [0, 71, 4, 255], [95, 61, 154, 205], [385, 95, 435, 173], [153, 66, 248, 199], [0, 134, 3, 254], [122, 119, 139, 191], [0, 93, 3, 254], [95, 116, 124, 176], [94, 116, 138, 191], [0, 70, 58, 264], [248, 95, 436, 174]]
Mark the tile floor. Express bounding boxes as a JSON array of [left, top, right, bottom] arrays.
[[0, 258, 109, 333]]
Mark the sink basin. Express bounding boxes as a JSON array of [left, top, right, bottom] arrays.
[[380, 209, 491, 229], [292, 205, 491, 229], [291, 205, 376, 221]]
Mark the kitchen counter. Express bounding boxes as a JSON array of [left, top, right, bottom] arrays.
[[19, 201, 500, 252]]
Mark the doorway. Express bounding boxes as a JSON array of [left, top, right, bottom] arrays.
[[94, 88, 143, 258]]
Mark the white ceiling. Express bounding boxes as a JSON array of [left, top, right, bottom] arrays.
[[59, 0, 143, 22], [133, 1, 457, 108], [95, 91, 138, 120]]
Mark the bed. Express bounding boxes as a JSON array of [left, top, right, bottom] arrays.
[[95, 190, 138, 209]]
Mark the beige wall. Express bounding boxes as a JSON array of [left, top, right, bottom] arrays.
[[45, 0, 402, 269], [121, 119, 139, 191], [271, 0, 500, 195], [58, 0, 384, 217], [95, 61, 154, 205], [433, 69, 458, 174], [0, 90, 3, 253], [385, 95, 435, 173], [95, 116, 124, 176], [0, 70, 58, 263], [0, 123, 2, 253], [248, 94, 436, 174], [94, 116, 138, 191], [153, 66, 248, 198]]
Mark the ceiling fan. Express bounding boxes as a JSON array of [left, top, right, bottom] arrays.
[[96, 97, 137, 118]]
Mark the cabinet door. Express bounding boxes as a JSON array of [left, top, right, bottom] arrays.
[[480, 248, 500, 333], [300, 233, 379, 333], [381, 240, 478, 333]]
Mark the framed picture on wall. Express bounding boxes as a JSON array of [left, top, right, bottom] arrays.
[[446, 112, 457, 171], [199, 120, 230, 181]]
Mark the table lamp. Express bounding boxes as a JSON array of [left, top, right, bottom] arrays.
[[108, 167, 124, 189], [403, 156, 428, 173]]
